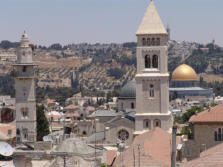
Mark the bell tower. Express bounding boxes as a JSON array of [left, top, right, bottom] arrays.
[[134, 1, 172, 135], [13, 32, 37, 143]]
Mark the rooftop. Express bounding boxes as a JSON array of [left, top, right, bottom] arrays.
[[189, 104, 223, 123]]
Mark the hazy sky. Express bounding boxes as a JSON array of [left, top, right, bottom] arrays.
[[0, 0, 222, 46]]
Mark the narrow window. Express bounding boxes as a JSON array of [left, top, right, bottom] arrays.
[[131, 102, 134, 109], [151, 38, 155, 45], [23, 129, 28, 139], [143, 119, 151, 129], [147, 38, 151, 46], [22, 66, 26, 72], [149, 84, 154, 97], [154, 119, 161, 128], [218, 128, 221, 141], [145, 55, 150, 68], [152, 55, 158, 68], [142, 38, 146, 45], [156, 38, 160, 45]]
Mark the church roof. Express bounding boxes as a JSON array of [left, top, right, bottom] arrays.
[[189, 104, 223, 123], [119, 80, 136, 99], [136, 0, 167, 35]]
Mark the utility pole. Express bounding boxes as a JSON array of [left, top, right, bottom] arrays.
[[137, 144, 141, 167], [171, 125, 177, 167]]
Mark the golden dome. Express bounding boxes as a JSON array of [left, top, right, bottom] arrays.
[[172, 64, 198, 81]]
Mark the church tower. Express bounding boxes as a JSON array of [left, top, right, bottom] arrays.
[[13, 32, 37, 143], [134, 1, 172, 135]]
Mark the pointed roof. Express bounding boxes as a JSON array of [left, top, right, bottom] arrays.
[[136, 0, 167, 35]]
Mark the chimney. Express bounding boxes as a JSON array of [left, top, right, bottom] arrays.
[[171, 125, 177, 167]]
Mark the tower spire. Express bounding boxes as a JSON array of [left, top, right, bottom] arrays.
[[136, 0, 167, 35]]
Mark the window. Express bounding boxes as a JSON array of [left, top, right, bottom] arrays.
[[131, 102, 134, 109], [16, 129, 20, 135], [156, 38, 160, 45], [118, 129, 129, 141], [153, 119, 161, 128], [147, 38, 151, 46], [145, 55, 151, 68], [22, 66, 26, 72], [83, 131, 87, 135], [149, 84, 154, 97], [23, 128, 28, 139], [143, 119, 151, 129], [8, 130, 12, 137], [151, 38, 155, 45], [152, 55, 158, 68], [214, 128, 223, 141], [21, 107, 28, 118], [142, 38, 146, 45]]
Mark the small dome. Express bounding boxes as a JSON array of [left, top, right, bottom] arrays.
[[119, 80, 136, 98], [172, 64, 198, 81]]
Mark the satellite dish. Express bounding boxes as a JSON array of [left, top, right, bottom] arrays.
[[43, 135, 53, 142], [0, 142, 14, 156]]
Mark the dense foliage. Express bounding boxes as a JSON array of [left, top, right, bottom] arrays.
[[37, 105, 50, 141], [0, 73, 15, 97], [107, 68, 126, 79]]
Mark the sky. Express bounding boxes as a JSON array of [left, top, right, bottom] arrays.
[[0, 0, 222, 46]]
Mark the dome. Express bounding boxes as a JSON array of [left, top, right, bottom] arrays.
[[172, 64, 198, 81], [119, 80, 136, 98]]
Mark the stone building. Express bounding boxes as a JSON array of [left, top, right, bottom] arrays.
[[13, 32, 37, 143], [134, 0, 172, 134], [185, 104, 223, 160]]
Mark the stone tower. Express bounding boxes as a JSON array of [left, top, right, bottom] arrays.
[[134, 1, 172, 135], [13, 32, 37, 143]]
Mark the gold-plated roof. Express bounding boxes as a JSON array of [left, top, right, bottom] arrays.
[[172, 64, 198, 81]]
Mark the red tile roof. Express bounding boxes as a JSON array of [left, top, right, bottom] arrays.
[[64, 104, 79, 110], [189, 104, 223, 123], [106, 150, 116, 165], [180, 143, 223, 167], [113, 128, 181, 167]]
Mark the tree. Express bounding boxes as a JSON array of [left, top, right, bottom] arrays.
[[37, 105, 50, 141]]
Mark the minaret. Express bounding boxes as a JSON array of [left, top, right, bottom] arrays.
[[134, 1, 172, 135], [13, 32, 37, 143]]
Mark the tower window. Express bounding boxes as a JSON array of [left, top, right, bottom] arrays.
[[142, 38, 146, 45], [147, 38, 151, 46], [145, 55, 151, 68], [23, 129, 28, 139], [156, 38, 160, 45], [21, 107, 28, 118], [143, 119, 151, 129], [149, 84, 154, 97], [131, 102, 134, 109], [22, 66, 27, 72], [154, 119, 161, 128], [151, 38, 155, 45], [152, 55, 158, 68]]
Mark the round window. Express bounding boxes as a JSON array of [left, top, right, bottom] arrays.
[[118, 129, 129, 141]]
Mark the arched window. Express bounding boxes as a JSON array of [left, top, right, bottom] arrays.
[[153, 119, 161, 128], [83, 131, 87, 136], [152, 55, 158, 68], [151, 38, 155, 45], [143, 119, 151, 129], [149, 84, 154, 97], [145, 55, 150, 68], [21, 107, 28, 118], [147, 38, 151, 46], [131, 102, 134, 109], [142, 38, 146, 45], [156, 38, 160, 45]]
